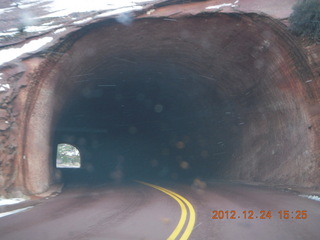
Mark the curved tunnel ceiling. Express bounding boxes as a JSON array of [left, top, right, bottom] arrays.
[[21, 13, 318, 193]]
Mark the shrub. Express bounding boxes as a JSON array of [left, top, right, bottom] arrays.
[[289, 0, 320, 42]]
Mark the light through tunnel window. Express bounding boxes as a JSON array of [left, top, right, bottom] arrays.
[[56, 143, 81, 168]]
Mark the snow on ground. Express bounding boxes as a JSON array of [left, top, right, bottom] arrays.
[[0, 198, 26, 206], [95, 6, 143, 20], [24, 24, 63, 33], [0, 207, 33, 218], [0, 0, 157, 65], [0, 32, 18, 37], [0, 73, 10, 91], [0, 0, 155, 35], [31, 0, 155, 18], [0, 84, 10, 92], [206, 0, 239, 10], [0, 198, 33, 219], [54, 27, 66, 34], [0, 7, 15, 15], [299, 194, 320, 202], [12, 0, 43, 10], [73, 17, 93, 25], [0, 37, 53, 65]]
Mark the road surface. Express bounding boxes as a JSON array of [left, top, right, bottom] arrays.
[[0, 181, 320, 240]]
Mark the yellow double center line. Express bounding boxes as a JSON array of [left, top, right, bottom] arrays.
[[137, 181, 196, 240]]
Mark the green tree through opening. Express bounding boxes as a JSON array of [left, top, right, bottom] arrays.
[[56, 143, 81, 168]]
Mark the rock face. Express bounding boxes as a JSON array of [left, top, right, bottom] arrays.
[[0, 9, 320, 195]]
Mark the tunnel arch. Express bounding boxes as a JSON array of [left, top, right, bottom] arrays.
[[21, 13, 318, 194]]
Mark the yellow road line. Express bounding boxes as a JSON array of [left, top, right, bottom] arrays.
[[146, 183, 196, 240], [136, 181, 196, 240]]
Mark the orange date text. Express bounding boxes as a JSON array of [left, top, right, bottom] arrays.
[[211, 210, 308, 220]]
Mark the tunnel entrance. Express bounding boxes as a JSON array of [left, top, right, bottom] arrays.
[[22, 13, 316, 194]]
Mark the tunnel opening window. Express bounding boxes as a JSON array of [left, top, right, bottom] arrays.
[[56, 143, 81, 168]]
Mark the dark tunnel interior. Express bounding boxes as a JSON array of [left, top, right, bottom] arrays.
[[53, 62, 237, 185]]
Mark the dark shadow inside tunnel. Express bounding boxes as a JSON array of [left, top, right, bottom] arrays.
[[53, 62, 237, 185]]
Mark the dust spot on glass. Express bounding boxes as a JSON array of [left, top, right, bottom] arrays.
[[154, 104, 163, 113], [116, 12, 133, 26], [176, 141, 185, 149], [192, 178, 207, 193], [180, 161, 189, 169]]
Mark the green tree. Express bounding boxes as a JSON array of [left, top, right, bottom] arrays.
[[56, 144, 81, 168], [289, 0, 320, 42]]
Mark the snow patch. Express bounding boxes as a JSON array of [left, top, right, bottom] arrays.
[[206, 0, 239, 10], [41, 0, 154, 18], [0, 206, 33, 218], [300, 195, 320, 202], [1, 0, 156, 38], [0, 28, 19, 37], [73, 17, 93, 25], [42, 21, 55, 26], [206, 3, 233, 10], [54, 27, 66, 34], [95, 6, 142, 19], [0, 198, 26, 206], [0, 84, 10, 92], [12, 0, 42, 9], [0, 73, 10, 91], [0, 32, 17, 37], [6, 28, 19, 32], [0, 7, 14, 15], [24, 24, 63, 33], [0, 37, 53, 66]]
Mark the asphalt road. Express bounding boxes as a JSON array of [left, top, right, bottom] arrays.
[[0, 181, 320, 240]]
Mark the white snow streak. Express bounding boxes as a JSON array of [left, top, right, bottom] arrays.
[[206, 3, 233, 10], [0, 0, 157, 65], [0, 207, 33, 218], [24, 24, 63, 33], [73, 17, 93, 25], [0, 37, 53, 65], [0, 84, 10, 92], [300, 195, 320, 202], [54, 27, 66, 34], [206, 0, 239, 10], [95, 6, 142, 19], [40, 0, 154, 18], [0, 198, 26, 206], [0, 7, 14, 15]]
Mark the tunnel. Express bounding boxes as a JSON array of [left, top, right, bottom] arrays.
[[20, 13, 319, 195]]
